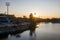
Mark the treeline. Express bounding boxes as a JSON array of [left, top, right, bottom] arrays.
[[0, 14, 60, 24], [35, 18, 60, 23]]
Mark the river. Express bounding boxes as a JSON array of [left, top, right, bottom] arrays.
[[0, 23, 60, 40]]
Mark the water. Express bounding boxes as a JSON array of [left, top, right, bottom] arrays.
[[0, 23, 60, 40]]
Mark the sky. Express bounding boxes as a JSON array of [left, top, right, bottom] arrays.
[[0, 0, 60, 18]]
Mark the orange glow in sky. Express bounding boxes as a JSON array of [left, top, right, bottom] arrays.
[[0, 0, 60, 18]]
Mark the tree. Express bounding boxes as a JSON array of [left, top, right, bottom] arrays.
[[29, 13, 33, 20]]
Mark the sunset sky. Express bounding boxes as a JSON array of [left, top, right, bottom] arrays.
[[0, 0, 60, 18]]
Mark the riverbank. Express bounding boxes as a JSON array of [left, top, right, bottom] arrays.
[[0, 21, 37, 35]]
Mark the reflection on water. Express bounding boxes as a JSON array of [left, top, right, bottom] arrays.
[[0, 23, 60, 40], [29, 25, 36, 37], [29, 25, 36, 40], [29, 28, 36, 37]]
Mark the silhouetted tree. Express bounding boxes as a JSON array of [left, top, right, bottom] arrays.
[[23, 16, 27, 19], [29, 13, 34, 20], [29, 13, 36, 28]]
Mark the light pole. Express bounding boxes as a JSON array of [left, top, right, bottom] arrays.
[[6, 2, 10, 15], [6, 2, 10, 23]]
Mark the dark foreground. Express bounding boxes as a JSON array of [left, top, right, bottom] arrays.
[[0, 23, 60, 40]]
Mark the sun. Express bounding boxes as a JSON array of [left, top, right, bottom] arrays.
[[33, 13, 39, 17]]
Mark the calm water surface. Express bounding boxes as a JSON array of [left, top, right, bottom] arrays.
[[1, 23, 60, 40]]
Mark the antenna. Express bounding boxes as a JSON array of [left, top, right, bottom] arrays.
[[6, 2, 10, 15]]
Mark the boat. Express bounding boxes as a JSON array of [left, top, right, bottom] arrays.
[[0, 16, 16, 27]]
